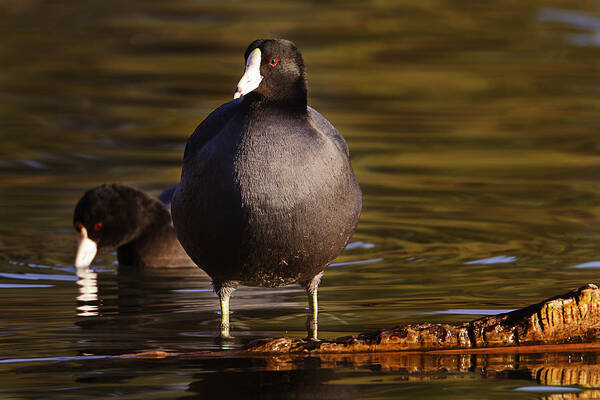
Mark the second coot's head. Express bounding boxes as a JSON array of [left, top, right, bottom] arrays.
[[73, 184, 171, 267]]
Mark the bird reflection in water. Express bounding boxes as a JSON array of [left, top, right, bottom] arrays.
[[75, 266, 99, 317]]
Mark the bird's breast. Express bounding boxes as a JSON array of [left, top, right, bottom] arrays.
[[175, 117, 360, 285], [234, 125, 344, 212]]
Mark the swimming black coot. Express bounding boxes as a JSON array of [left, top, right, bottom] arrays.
[[73, 184, 193, 268], [172, 39, 362, 338]]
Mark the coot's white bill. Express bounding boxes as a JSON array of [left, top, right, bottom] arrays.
[[234, 48, 263, 99], [75, 227, 97, 268]]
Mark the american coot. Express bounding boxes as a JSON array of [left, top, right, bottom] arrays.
[[172, 39, 362, 339], [73, 184, 194, 268]]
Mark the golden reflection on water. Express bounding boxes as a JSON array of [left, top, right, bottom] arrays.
[[236, 350, 600, 399], [251, 351, 600, 385]]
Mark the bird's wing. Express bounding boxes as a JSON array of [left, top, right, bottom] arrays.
[[307, 106, 350, 158], [183, 98, 244, 163]]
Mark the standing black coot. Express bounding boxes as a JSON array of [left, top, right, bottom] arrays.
[[172, 39, 362, 338], [73, 184, 193, 268]]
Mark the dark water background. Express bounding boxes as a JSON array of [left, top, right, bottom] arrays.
[[2, 1, 600, 398]]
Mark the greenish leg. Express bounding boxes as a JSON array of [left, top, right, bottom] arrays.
[[307, 289, 319, 340], [303, 272, 323, 341], [219, 293, 230, 338], [215, 282, 235, 338]]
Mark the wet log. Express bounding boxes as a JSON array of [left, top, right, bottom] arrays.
[[246, 283, 600, 354]]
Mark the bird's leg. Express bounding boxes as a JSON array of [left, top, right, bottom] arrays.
[[214, 282, 236, 338], [220, 293, 230, 338], [306, 290, 318, 340], [301, 272, 323, 341]]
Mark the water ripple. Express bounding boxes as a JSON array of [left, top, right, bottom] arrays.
[[424, 308, 516, 316], [569, 261, 600, 269], [464, 256, 517, 265], [345, 241, 376, 250], [329, 258, 384, 268], [513, 385, 582, 393], [0, 355, 113, 365], [0, 272, 77, 282], [0, 283, 54, 289]]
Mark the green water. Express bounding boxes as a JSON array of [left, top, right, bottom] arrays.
[[2, 0, 600, 398]]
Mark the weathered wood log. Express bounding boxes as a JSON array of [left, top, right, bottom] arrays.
[[245, 283, 600, 354]]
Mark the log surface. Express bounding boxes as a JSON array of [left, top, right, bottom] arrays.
[[245, 283, 600, 354]]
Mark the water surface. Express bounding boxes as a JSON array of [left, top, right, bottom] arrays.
[[2, 1, 600, 398]]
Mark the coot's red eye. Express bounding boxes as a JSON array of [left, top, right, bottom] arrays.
[[269, 58, 278, 66], [94, 222, 103, 231]]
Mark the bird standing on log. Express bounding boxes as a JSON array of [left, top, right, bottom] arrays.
[[172, 39, 362, 339]]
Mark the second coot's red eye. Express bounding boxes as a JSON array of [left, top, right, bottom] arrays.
[[94, 222, 103, 231], [269, 58, 278, 66]]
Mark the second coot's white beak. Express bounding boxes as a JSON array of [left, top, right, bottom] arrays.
[[74, 226, 98, 268]]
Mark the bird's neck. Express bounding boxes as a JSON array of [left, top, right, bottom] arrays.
[[116, 200, 172, 250], [244, 94, 308, 118], [116, 221, 174, 267], [245, 77, 308, 113]]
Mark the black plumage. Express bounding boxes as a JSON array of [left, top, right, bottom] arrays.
[[73, 184, 193, 268], [172, 39, 362, 338]]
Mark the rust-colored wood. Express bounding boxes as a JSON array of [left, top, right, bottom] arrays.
[[245, 283, 600, 354]]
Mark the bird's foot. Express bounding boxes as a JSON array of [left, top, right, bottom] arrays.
[[219, 321, 231, 339], [215, 334, 236, 348]]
